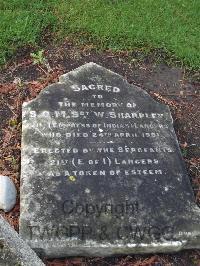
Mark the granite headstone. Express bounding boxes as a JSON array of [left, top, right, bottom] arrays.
[[0, 215, 44, 266], [20, 63, 200, 257]]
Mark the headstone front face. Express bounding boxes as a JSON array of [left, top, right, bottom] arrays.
[[20, 63, 200, 257]]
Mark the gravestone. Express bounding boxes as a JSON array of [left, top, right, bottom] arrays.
[[20, 62, 200, 257], [0, 215, 44, 266]]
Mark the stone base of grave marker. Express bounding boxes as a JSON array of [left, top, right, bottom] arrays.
[[20, 62, 200, 257]]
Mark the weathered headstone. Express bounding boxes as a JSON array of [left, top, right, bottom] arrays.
[[20, 62, 200, 257], [0, 215, 44, 266]]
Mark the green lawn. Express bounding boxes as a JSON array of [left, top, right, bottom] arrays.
[[0, 0, 199, 68]]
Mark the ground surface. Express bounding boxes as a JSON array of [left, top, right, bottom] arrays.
[[1, 0, 199, 68], [0, 39, 199, 265]]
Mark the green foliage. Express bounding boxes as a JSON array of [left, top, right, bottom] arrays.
[[9, 118, 18, 127], [0, 1, 57, 64], [57, 0, 200, 68], [30, 49, 46, 65], [181, 148, 188, 157], [0, 0, 199, 68]]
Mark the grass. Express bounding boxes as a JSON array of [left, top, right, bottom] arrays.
[[0, 0, 57, 64], [0, 0, 199, 68]]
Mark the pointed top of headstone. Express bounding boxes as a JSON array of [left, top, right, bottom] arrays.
[[24, 62, 165, 111], [59, 62, 122, 82]]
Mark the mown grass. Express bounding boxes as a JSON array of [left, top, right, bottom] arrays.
[[0, 0, 57, 64], [0, 0, 199, 68]]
